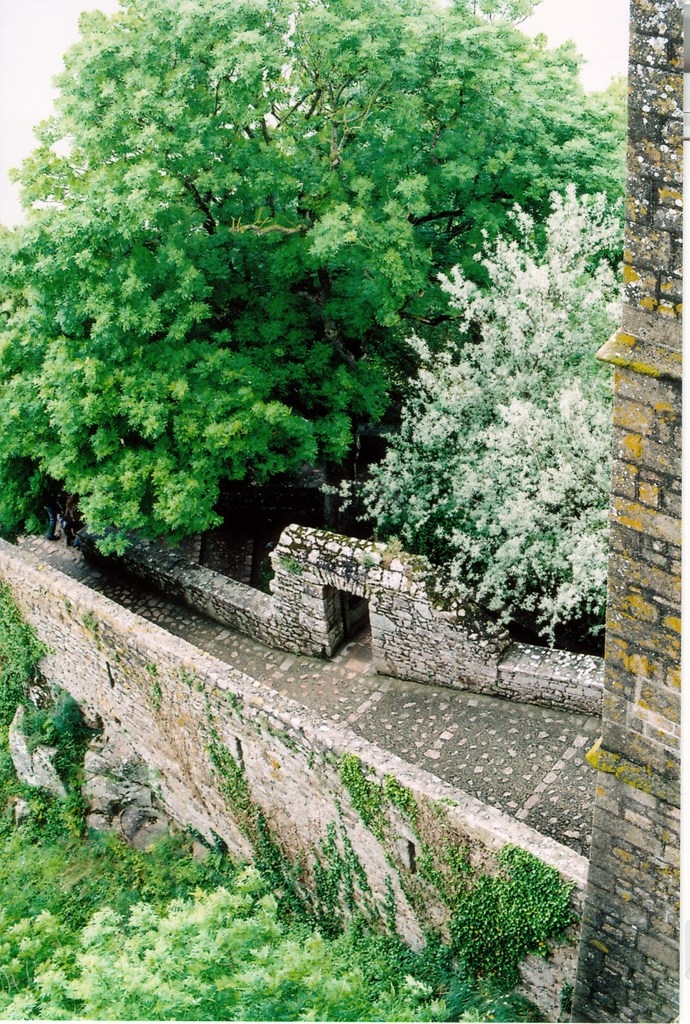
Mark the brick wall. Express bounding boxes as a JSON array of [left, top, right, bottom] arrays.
[[571, 1, 682, 1020]]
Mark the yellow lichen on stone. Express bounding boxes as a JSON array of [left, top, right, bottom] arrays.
[[622, 655, 651, 679], [622, 434, 644, 459], [667, 668, 681, 690], [586, 736, 604, 770], [621, 592, 657, 621], [618, 515, 644, 533], [637, 481, 659, 507], [586, 740, 651, 791]]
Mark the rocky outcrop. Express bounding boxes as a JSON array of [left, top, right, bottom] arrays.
[[8, 705, 67, 799], [82, 726, 170, 849]]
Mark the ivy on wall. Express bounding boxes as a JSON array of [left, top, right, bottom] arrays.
[[207, 734, 380, 931], [449, 845, 575, 986], [337, 753, 576, 987], [338, 752, 386, 840], [211, 734, 576, 987]]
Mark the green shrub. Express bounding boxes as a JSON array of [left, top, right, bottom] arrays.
[[0, 581, 47, 726]]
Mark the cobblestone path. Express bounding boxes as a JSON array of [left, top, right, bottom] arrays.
[[19, 536, 601, 858]]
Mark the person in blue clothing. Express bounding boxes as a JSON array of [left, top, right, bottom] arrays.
[[45, 492, 82, 547]]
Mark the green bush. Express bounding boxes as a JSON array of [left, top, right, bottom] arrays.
[[0, 581, 47, 726], [19, 689, 96, 789]]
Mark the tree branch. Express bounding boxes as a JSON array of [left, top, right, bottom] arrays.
[[184, 179, 216, 234], [399, 311, 457, 326], [274, 88, 322, 126], [228, 217, 308, 237], [409, 207, 466, 226]]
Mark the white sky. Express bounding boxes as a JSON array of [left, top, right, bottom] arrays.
[[0, 0, 630, 228]]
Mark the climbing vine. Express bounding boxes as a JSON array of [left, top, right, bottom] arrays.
[[448, 845, 576, 987], [383, 773, 419, 825], [338, 751, 575, 989], [311, 820, 377, 938], [207, 737, 254, 822], [80, 610, 99, 638], [338, 753, 385, 840], [143, 664, 162, 711], [179, 666, 204, 692], [209, 736, 395, 936]]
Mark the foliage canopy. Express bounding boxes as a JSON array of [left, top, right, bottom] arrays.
[[363, 188, 620, 642], [0, 0, 624, 544]]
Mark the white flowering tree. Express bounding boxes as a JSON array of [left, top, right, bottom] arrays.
[[363, 187, 621, 645]]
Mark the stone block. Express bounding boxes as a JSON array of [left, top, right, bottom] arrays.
[[629, 32, 670, 70], [628, 65, 682, 119], [614, 371, 680, 412], [612, 398, 657, 436], [638, 682, 680, 725], [631, 0, 682, 38], [607, 551, 680, 605], [635, 932, 679, 971], [610, 460, 638, 499]]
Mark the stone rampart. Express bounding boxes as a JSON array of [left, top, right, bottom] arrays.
[[0, 537, 585, 1021], [84, 524, 604, 716]]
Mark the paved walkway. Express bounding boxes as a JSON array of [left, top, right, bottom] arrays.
[[19, 535, 601, 858]]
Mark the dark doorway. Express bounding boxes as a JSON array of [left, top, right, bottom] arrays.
[[339, 591, 370, 641]]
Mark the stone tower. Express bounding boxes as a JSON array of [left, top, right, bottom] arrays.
[[572, 1, 682, 1021]]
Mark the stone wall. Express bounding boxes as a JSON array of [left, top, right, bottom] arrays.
[[0, 538, 585, 1021], [572, 1, 682, 1020], [85, 524, 604, 716]]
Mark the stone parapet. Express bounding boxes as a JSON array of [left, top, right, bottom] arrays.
[[497, 644, 604, 718], [83, 525, 605, 716], [81, 532, 277, 646]]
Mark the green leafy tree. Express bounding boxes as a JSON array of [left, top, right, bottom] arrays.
[[0, 869, 446, 1021], [363, 187, 620, 643], [0, 0, 624, 546]]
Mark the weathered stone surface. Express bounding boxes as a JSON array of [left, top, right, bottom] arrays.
[[119, 804, 170, 850], [12, 797, 31, 825], [572, 3, 681, 1020], [8, 705, 67, 799], [80, 724, 174, 848]]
